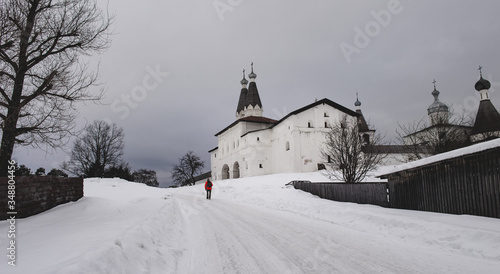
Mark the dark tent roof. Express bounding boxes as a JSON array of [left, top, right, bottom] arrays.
[[471, 99, 500, 135], [245, 81, 262, 109], [236, 87, 248, 114], [356, 109, 371, 132]]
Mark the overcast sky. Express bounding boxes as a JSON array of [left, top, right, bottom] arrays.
[[13, 0, 500, 187]]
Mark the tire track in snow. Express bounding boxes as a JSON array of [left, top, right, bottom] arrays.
[[172, 191, 495, 274]]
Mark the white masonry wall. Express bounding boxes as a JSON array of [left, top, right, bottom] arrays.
[[211, 102, 359, 180]]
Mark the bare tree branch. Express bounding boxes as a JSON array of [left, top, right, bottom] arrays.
[[0, 0, 113, 176], [396, 109, 473, 161], [171, 151, 205, 186], [62, 120, 124, 177], [321, 115, 387, 183]]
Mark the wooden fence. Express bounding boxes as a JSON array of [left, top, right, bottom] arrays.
[[383, 148, 500, 218], [293, 182, 389, 207]]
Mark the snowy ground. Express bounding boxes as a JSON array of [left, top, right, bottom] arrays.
[[1, 172, 500, 273]]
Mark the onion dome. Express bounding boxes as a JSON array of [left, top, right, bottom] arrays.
[[475, 66, 491, 91], [240, 69, 248, 86], [427, 80, 449, 115], [248, 62, 257, 79], [354, 93, 361, 108]]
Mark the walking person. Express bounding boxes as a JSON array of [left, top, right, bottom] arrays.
[[205, 179, 213, 200]]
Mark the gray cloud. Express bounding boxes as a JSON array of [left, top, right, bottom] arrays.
[[14, 0, 500, 186]]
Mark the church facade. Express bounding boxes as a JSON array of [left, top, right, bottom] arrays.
[[209, 65, 365, 180]]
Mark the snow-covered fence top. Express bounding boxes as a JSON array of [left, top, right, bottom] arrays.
[[0, 176, 83, 220], [377, 138, 500, 178]]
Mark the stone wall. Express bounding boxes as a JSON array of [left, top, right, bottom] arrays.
[[0, 176, 83, 220]]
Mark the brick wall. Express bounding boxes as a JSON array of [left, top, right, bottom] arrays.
[[0, 176, 83, 220]]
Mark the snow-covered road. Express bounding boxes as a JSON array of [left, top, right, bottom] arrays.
[[1, 173, 500, 273], [171, 190, 499, 274]]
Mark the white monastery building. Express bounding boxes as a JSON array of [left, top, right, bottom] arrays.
[[209, 64, 372, 180], [209, 65, 500, 181]]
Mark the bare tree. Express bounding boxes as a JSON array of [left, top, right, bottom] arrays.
[[171, 151, 204, 186], [0, 0, 112, 176], [63, 120, 124, 177], [396, 110, 473, 161], [321, 115, 386, 183], [132, 169, 159, 187]]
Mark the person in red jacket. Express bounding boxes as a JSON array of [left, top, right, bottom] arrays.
[[205, 179, 213, 200]]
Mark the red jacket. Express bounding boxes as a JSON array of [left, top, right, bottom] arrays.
[[205, 180, 212, 190]]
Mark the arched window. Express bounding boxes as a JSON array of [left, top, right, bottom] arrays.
[[233, 162, 240, 179], [222, 164, 230, 180]]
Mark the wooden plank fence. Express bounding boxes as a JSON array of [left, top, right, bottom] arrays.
[[293, 182, 389, 207], [385, 148, 500, 218]]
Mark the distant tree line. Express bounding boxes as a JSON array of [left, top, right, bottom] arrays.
[[15, 120, 159, 187], [10, 163, 69, 177]]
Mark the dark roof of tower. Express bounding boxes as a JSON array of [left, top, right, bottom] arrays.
[[236, 87, 248, 114], [471, 99, 500, 135], [245, 81, 262, 109], [356, 109, 371, 132]]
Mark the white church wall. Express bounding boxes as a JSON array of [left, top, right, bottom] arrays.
[[211, 121, 276, 180], [211, 98, 366, 181], [242, 129, 273, 177], [241, 121, 271, 134], [270, 103, 358, 174], [270, 119, 297, 173], [211, 123, 243, 180]]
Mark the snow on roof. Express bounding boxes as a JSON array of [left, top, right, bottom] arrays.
[[377, 138, 500, 177]]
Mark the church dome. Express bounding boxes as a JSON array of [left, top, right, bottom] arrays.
[[248, 62, 257, 79], [354, 98, 361, 107], [240, 70, 248, 85], [427, 86, 448, 115], [475, 77, 491, 91]]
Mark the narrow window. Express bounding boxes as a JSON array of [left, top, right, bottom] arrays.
[[259, 164, 263, 168], [257, 137, 260, 141], [286, 141, 290, 151]]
